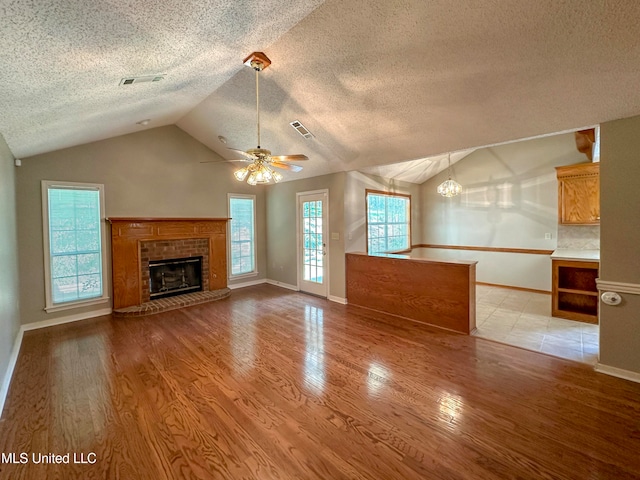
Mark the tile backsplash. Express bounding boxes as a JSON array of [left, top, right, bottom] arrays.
[[557, 225, 600, 249]]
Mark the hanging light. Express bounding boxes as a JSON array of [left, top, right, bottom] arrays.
[[231, 52, 307, 185], [437, 153, 463, 197], [244, 162, 282, 185], [234, 166, 250, 181]]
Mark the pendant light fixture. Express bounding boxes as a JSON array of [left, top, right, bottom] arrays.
[[437, 153, 463, 197]]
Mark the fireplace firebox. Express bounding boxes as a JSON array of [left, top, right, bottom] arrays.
[[149, 256, 203, 299]]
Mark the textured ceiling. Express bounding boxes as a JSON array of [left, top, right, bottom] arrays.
[[2, 1, 640, 183]]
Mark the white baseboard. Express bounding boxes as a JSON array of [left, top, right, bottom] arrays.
[[329, 295, 348, 305], [266, 279, 299, 291], [22, 307, 112, 332], [228, 278, 267, 290], [0, 327, 24, 420], [594, 363, 640, 383]]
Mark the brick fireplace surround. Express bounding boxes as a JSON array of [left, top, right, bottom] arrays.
[[140, 238, 209, 303], [108, 218, 230, 315]]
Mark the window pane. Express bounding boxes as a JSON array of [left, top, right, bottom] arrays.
[[366, 192, 410, 254], [229, 196, 256, 276], [48, 186, 103, 305]]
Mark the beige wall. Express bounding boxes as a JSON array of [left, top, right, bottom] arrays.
[[0, 133, 21, 410], [344, 171, 422, 253], [599, 115, 640, 374], [266, 172, 346, 299], [16, 126, 267, 325], [419, 133, 586, 291]]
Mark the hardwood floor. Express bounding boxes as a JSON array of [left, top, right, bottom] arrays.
[[1, 284, 639, 479]]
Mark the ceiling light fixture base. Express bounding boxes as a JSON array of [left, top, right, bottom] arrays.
[[243, 52, 271, 71]]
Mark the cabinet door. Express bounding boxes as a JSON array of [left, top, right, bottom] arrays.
[[559, 176, 599, 224]]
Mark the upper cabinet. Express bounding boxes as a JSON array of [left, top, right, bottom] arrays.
[[556, 163, 600, 225]]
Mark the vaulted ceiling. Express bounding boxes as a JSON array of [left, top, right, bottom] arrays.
[[2, 1, 640, 182]]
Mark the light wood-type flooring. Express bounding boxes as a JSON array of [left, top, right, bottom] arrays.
[[1, 284, 639, 479]]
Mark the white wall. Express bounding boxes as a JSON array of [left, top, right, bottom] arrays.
[[419, 133, 587, 291], [0, 133, 21, 415]]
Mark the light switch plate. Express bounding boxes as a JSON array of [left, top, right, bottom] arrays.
[[331, 232, 340, 240]]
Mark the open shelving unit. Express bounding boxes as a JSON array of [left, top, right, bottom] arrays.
[[552, 259, 599, 323]]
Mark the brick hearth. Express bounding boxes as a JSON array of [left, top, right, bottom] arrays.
[[113, 289, 230, 317]]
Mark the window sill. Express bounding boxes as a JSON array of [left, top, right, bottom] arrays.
[[229, 272, 259, 281], [45, 296, 110, 314]]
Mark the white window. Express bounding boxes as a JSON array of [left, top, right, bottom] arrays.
[[42, 181, 108, 312], [366, 190, 411, 254], [229, 194, 257, 277]]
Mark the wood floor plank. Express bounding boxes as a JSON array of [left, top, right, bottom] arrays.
[[1, 284, 639, 479]]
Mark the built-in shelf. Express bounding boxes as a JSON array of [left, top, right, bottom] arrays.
[[552, 259, 599, 323]]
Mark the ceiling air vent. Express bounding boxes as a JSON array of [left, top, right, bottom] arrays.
[[290, 120, 314, 139], [119, 74, 165, 86]]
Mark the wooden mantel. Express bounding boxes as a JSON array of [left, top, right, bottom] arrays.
[[108, 217, 230, 309]]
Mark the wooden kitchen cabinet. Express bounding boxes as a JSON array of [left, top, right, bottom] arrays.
[[556, 162, 599, 225], [552, 259, 599, 323]]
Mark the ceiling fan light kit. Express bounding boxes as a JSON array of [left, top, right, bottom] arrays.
[[229, 52, 308, 185]]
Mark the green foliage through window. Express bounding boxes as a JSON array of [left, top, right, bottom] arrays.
[[47, 187, 103, 304], [230, 196, 255, 275], [366, 192, 410, 254]]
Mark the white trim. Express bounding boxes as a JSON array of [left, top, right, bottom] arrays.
[[0, 328, 24, 419], [41, 180, 109, 311], [22, 307, 112, 332], [266, 279, 299, 291], [228, 278, 267, 290], [228, 272, 259, 281], [329, 295, 348, 305], [596, 279, 640, 295], [595, 363, 640, 384], [228, 193, 258, 278], [296, 189, 330, 298], [44, 297, 110, 313]]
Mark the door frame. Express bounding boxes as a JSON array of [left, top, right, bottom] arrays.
[[296, 189, 329, 298]]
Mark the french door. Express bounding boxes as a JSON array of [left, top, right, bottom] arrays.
[[297, 190, 328, 297]]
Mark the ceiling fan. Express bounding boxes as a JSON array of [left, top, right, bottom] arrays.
[[203, 52, 308, 185]]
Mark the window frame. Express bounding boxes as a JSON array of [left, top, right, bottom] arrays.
[[228, 193, 258, 279], [41, 180, 109, 313], [365, 189, 412, 254]]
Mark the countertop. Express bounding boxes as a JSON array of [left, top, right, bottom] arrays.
[[550, 249, 600, 262]]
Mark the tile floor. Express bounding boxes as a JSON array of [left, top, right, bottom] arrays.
[[474, 285, 599, 365]]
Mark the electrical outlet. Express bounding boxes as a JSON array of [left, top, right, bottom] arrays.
[[544, 233, 552, 240]]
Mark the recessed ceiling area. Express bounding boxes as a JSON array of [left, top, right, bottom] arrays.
[[1, 1, 640, 182]]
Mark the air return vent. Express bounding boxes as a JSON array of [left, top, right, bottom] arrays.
[[290, 120, 314, 139], [119, 74, 165, 86]]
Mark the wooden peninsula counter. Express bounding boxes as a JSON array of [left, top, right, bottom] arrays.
[[346, 252, 477, 334]]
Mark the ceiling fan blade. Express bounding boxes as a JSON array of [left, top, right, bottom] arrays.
[[271, 161, 303, 172], [270, 154, 309, 162], [228, 147, 256, 159], [199, 159, 250, 164]]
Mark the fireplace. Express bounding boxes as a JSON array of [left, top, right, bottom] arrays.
[[149, 256, 202, 299], [140, 237, 210, 303], [108, 218, 229, 309]]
